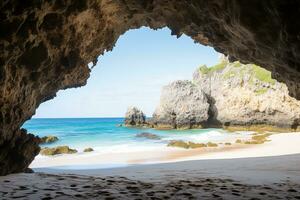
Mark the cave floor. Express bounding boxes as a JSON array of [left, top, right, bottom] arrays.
[[1, 154, 300, 199]]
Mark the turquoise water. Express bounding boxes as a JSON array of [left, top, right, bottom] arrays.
[[23, 118, 247, 153]]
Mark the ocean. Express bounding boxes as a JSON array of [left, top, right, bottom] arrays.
[[23, 118, 252, 153]]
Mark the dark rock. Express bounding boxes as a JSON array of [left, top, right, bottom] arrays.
[[135, 132, 161, 140], [24, 168, 34, 173], [0, 129, 40, 176], [83, 147, 94, 152]]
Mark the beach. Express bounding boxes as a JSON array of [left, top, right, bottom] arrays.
[[7, 119, 299, 199], [30, 132, 300, 169], [1, 153, 300, 199]]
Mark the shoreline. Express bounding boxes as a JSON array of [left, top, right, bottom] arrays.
[[30, 132, 300, 170], [3, 132, 300, 199]]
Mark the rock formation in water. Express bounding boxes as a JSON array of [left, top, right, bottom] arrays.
[[152, 81, 210, 129], [124, 107, 146, 127], [152, 57, 300, 130], [40, 135, 59, 144], [135, 132, 161, 140], [83, 147, 94, 152], [40, 146, 78, 156], [2, 0, 300, 175]]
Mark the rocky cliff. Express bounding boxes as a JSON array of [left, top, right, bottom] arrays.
[[151, 81, 210, 129], [152, 57, 300, 130]]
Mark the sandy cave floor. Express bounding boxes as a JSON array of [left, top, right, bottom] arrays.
[[1, 154, 300, 199]]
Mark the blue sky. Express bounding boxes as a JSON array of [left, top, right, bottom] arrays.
[[34, 27, 219, 118]]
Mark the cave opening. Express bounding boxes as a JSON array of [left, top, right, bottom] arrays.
[[19, 25, 300, 171], [22, 27, 225, 169], [1, 1, 300, 198]]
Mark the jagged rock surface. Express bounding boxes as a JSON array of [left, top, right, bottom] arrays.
[[124, 107, 146, 127], [153, 57, 300, 129], [193, 57, 300, 128], [152, 81, 209, 129], [1, 0, 300, 175]]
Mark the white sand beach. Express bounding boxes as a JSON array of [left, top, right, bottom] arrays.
[[30, 132, 300, 169], [1, 134, 300, 199]]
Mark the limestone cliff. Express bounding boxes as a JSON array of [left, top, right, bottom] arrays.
[[152, 81, 210, 129], [152, 57, 300, 129]]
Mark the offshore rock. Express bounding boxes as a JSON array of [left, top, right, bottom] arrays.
[[83, 147, 94, 152], [40, 146, 77, 156], [124, 107, 146, 127], [135, 132, 161, 140], [40, 135, 59, 144], [152, 81, 210, 129]]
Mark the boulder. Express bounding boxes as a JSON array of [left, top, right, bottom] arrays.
[[40, 146, 77, 156], [40, 135, 59, 144], [135, 132, 161, 140], [124, 107, 146, 127], [152, 80, 210, 129], [167, 140, 190, 149], [167, 140, 217, 149], [83, 147, 94, 152]]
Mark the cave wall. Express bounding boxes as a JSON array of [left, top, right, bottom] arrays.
[[1, 0, 300, 175]]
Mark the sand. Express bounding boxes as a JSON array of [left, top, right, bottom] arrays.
[[30, 132, 300, 169], [1, 132, 300, 199], [1, 154, 300, 199]]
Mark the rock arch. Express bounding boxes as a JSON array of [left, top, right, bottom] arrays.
[[1, 0, 300, 175]]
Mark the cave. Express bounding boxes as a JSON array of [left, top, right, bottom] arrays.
[[1, 0, 300, 175]]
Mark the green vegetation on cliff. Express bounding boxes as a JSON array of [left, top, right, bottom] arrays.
[[255, 88, 268, 95], [199, 58, 228, 74], [200, 58, 276, 88], [251, 64, 276, 85]]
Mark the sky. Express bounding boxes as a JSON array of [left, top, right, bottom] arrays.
[[34, 27, 219, 118]]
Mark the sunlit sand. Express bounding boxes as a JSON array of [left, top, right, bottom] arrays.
[[30, 132, 300, 169]]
